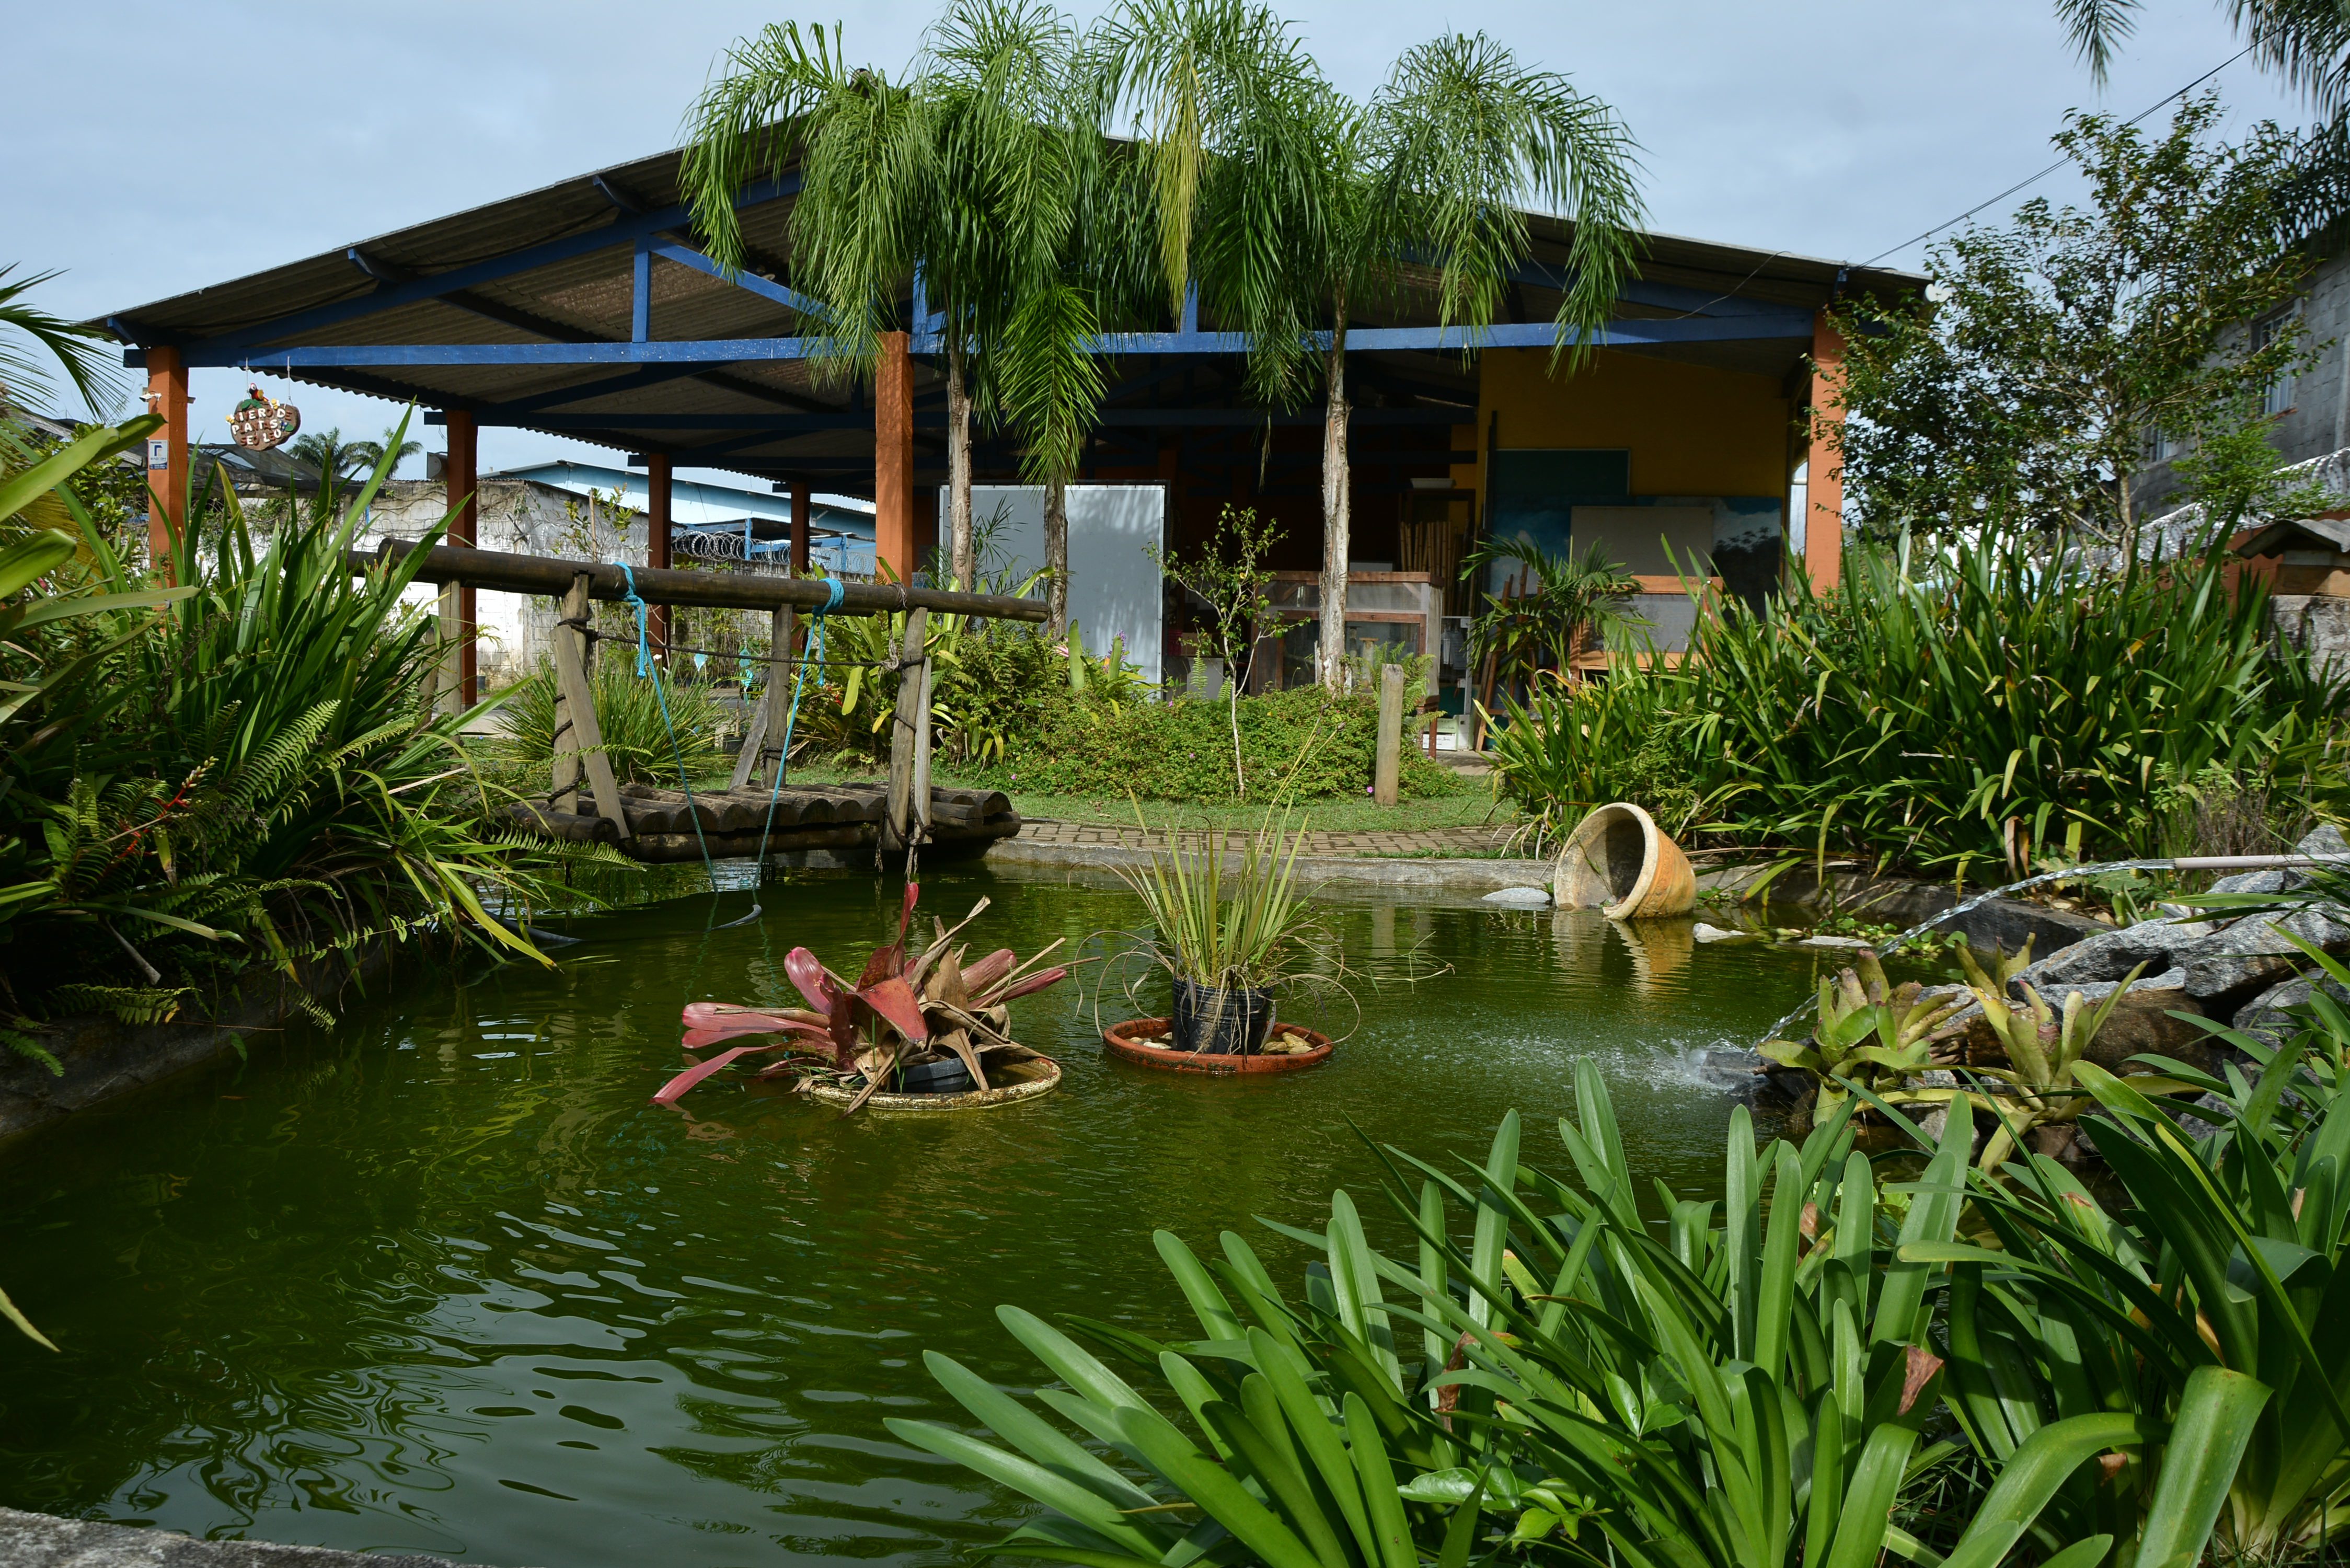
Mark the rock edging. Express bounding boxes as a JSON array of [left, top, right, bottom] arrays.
[[0, 1508, 510, 1568], [0, 946, 394, 1148]]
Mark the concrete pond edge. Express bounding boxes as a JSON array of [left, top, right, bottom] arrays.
[[0, 1508, 499, 1568]]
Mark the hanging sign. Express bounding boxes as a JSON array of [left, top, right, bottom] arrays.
[[226, 383, 301, 450]]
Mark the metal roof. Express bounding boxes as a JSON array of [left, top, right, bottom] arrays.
[[102, 142, 1924, 495]]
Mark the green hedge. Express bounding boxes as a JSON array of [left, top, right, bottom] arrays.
[[975, 686, 1462, 801]]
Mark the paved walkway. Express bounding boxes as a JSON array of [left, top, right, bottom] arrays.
[[1017, 818, 1526, 859]]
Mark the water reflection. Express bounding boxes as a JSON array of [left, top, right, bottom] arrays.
[[0, 862, 1828, 1565]]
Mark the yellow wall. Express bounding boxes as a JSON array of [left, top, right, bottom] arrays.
[[1448, 348, 1791, 502]]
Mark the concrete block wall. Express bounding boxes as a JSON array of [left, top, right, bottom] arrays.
[[2138, 249, 2350, 515]]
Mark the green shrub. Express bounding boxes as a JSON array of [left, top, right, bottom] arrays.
[[980, 685, 1461, 802], [1489, 530, 2345, 878], [1, 413, 594, 1044], [500, 655, 728, 787]]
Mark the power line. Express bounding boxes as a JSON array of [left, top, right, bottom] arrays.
[[1856, 38, 2260, 269]]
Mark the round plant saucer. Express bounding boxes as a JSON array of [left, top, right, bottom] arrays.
[[1100, 1017, 1333, 1075]]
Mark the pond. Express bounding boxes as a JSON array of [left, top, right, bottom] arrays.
[[0, 863, 1837, 1566]]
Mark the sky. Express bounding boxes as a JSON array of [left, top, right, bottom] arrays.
[[1, 0, 2311, 489]]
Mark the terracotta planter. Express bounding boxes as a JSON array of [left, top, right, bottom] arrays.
[[1102, 1017, 1333, 1075], [1553, 802, 1697, 919]]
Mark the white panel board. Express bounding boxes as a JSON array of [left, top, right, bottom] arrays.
[[970, 485, 1167, 686]]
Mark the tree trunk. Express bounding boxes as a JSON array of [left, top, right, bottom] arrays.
[[1316, 322, 1351, 692], [947, 339, 974, 590], [1043, 472, 1070, 638]]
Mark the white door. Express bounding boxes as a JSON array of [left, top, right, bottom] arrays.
[[969, 485, 1167, 687]]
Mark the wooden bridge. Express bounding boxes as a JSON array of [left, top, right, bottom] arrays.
[[354, 538, 1042, 863]]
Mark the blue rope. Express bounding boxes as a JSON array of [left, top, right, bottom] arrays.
[[752, 577, 845, 860], [615, 561, 717, 889]]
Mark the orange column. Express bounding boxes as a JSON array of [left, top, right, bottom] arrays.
[[646, 453, 674, 662], [874, 331, 915, 581], [445, 408, 479, 707], [144, 345, 188, 579], [1804, 310, 1846, 593]]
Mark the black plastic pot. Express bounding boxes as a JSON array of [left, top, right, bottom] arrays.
[[893, 1055, 977, 1095], [1171, 978, 1276, 1056]]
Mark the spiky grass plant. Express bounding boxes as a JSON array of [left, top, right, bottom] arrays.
[[1113, 808, 1318, 993]]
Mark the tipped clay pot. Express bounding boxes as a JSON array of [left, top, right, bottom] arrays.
[[1553, 802, 1697, 919]]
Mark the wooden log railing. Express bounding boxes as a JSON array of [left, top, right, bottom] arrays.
[[347, 538, 1047, 622], [348, 540, 1040, 863]]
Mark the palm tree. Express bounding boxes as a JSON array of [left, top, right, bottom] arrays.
[[287, 428, 376, 492], [682, 3, 1112, 594], [350, 423, 423, 480], [0, 265, 120, 418], [1092, 3, 1645, 689]]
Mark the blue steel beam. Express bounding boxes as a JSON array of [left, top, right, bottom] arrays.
[[420, 405, 1467, 432], [631, 243, 652, 342], [133, 306, 1810, 371], [174, 174, 801, 354], [648, 241, 832, 322]]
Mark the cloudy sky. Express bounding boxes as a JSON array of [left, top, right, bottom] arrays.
[[2, 0, 2307, 486]]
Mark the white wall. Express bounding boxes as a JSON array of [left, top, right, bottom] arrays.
[[971, 485, 1167, 686]]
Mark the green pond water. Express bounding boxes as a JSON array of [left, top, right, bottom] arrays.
[[0, 863, 1840, 1566]]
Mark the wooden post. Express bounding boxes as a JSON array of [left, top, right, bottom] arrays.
[[790, 480, 812, 577], [445, 408, 479, 707], [909, 656, 936, 840], [551, 572, 591, 812], [882, 606, 928, 852], [144, 345, 188, 580], [730, 598, 797, 791], [1374, 663, 1404, 806], [646, 453, 674, 663], [549, 571, 630, 836], [1804, 310, 1846, 593], [874, 332, 915, 581]]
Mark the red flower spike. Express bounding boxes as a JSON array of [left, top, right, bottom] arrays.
[[858, 884, 923, 986], [683, 1017, 832, 1050], [992, 966, 1070, 1004], [785, 948, 840, 1016], [856, 974, 930, 1045], [961, 949, 1016, 994], [653, 1046, 775, 1105]]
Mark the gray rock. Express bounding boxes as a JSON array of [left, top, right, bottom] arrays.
[[2013, 917, 2215, 994], [1692, 922, 1748, 943], [0, 1507, 485, 1567], [1800, 935, 1873, 950], [1482, 885, 1551, 905], [2233, 972, 2350, 1047], [2299, 823, 2349, 859], [2207, 868, 2299, 896], [2180, 905, 2350, 1011]]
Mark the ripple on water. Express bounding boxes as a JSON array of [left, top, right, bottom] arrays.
[[0, 866, 1828, 1566]]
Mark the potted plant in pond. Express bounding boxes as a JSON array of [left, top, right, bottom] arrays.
[[656, 885, 1073, 1116], [1103, 813, 1337, 1071]]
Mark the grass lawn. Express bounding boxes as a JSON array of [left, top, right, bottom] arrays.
[[474, 740, 1522, 851], [767, 759, 1518, 838]]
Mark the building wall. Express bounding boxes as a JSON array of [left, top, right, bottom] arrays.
[[1450, 347, 1794, 614], [361, 479, 648, 689], [2137, 247, 2350, 517], [1455, 347, 1792, 498]]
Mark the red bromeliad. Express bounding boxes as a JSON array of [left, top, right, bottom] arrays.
[[655, 885, 1070, 1115]]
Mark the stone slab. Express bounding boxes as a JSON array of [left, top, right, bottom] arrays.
[[982, 837, 1558, 896], [0, 1510, 507, 1568]]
